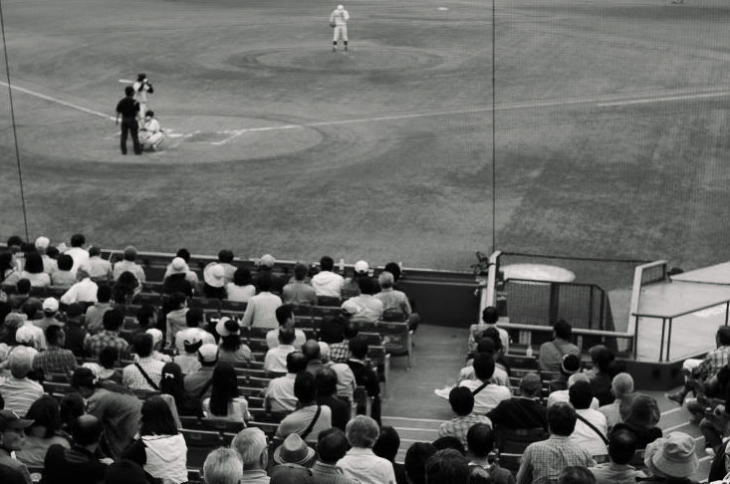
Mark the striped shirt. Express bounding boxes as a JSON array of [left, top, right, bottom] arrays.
[[516, 435, 595, 484]]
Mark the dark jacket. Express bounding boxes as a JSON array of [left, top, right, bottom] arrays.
[[487, 397, 548, 430], [41, 444, 108, 484], [317, 395, 350, 431]]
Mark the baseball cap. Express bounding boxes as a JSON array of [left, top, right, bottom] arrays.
[[354, 260, 369, 274], [42, 297, 59, 313], [259, 254, 276, 268], [198, 344, 219, 364], [0, 410, 33, 431], [34, 236, 50, 250]]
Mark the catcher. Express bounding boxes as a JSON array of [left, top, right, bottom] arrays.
[[329, 5, 350, 52]]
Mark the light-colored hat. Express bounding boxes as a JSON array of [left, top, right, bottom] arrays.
[[216, 317, 239, 338], [15, 325, 36, 345], [273, 433, 317, 466], [146, 328, 163, 347], [337, 4, 344, 9], [258, 254, 276, 268], [354, 260, 369, 274], [645, 432, 698, 478], [169, 257, 187, 274], [198, 343, 219, 364], [34, 236, 50, 250], [42, 297, 59, 313], [204, 263, 226, 288]]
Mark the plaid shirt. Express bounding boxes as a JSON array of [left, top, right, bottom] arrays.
[[32, 346, 78, 375], [516, 435, 595, 484], [84, 330, 129, 359], [438, 414, 492, 450], [696, 345, 730, 381], [330, 340, 350, 363]]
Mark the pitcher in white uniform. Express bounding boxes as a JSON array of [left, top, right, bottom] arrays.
[[329, 5, 350, 52]]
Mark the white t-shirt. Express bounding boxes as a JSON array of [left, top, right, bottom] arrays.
[[458, 379, 511, 414], [572, 408, 609, 456], [225, 283, 256, 303]]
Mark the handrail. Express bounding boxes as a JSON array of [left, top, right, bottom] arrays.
[[627, 260, 667, 352], [506, 277, 604, 290], [633, 297, 730, 320], [496, 322, 632, 339]]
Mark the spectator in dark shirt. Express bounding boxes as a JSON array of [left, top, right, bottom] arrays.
[[405, 442, 437, 484], [315, 367, 349, 432], [488, 373, 548, 430], [373, 426, 407, 484], [115, 86, 141, 155], [41, 414, 108, 484], [347, 336, 381, 424], [612, 394, 662, 449]]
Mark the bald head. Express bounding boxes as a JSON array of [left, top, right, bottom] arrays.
[[302, 339, 320, 360], [73, 414, 103, 446]]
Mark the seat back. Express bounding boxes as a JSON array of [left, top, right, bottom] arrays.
[[494, 426, 548, 454]]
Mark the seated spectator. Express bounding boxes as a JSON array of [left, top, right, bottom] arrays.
[[64, 234, 89, 275], [538, 319, 580, 373], [569, 380, 609, 457], [373, 426, 407, 484], [216, 249, 237, 282], [266, 305, 306, 350], [203, 263, 227, 299], [82, 347, 122, 384], [15, 396, 69, 467], [203, 447, 243, 484], [184, 343, 218, 399], [58, 393, 85, 436], [341, 261, 369, 299], [612, 394, 662, 449], [254, 254, 287, 294], [558, 467, 596, 484], [86, 246, 112, 282], [103, 460, 149, 484], [123, 303, 156, 337], [643, 432, 698, 484], [33, 297, 61, 332], [404, 442, 437, 484], [375, 270, 420, 331], [41, 414, 108, 484], [588, 428, 641, 484], [265, 352, 308, 413], [425, 448, 469, 484], [145, 328, 170, 362], [516, 403, 596, 484], [320, 342, 356, 404], [282, 263, 317, 306], [163, 249, 199, 285], [468, 306, 509, 354], [548, 373, 600, 410], [227, 267, 256, 303], [458, 336, 509, 386], [51, 255, 76, 288], [231, 427, 269, 484], [71, 367, 142, 460], [162, 257, 194, 298], [311, 256, 345, 299], [121, 396, 188, 483], [598, 373, 634, 431], [159, 362, 203, 418], [0, 410, 33, 484], [174, 307, 215, 354], [458, 353, 511, 414], [0, 346, 44, 415], [265, 327, 297, 374], [438, 387, 492, 451], [164, 292, 189, 349], [302, 339, 325, 375], [32, 325, 77, 376], [112, 271, 141, 304], [341, 277, 383, 324], [60, 267, 98, 305], [347, 336, 382, 423], [173, 338, 203, 375], [112, 246, 146, 284], [19, 252, 50, 288], [272, 433, 317, 468], [241, 273, 282, 329], [487, 372, 548, 430], [14, 323, 42, 357], [330, 318, 357, 363], [84, 285, 113, 334], [203, 362, 250, 423], [217, 317, 254, 365], [465, 423, 514, 484], [315, 367, 350, 431], [584, 345, 617, 406], [122, 333, 165, 392], [34, 237, 57, 276], [311, 428, 358, 483], [84, 309, 129, 359], [8, 279, 31, 310], [338, 415, 396, 484], [0, 252, 20, 286], [276, 372, 332, 443]]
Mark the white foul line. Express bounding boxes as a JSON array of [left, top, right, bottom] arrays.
[[597, 91, 730, 107], [0, 80, 115, 121]]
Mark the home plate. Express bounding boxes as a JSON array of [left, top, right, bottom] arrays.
[[437, 7, 448, 10]]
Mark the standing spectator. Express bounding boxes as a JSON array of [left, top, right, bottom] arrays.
[[266, 305, 306, 350], [0, 347, 44, 415], [162, 258, 194, 297], [32, 326, 77, 376], [60, 267, 98, 305], [159, 362, 203, 418], [341, 278, 384, 324], [15, 396, 70, 467], [265, 352, 308, 413], [64, 234, 89, 275], [34, 237, 57, 276], [373, 426, 407, 484], [315, 367, 350, 431], [84, 309, 129, 359], [587, 428, 641, 484], [203, 264, 227, 299], [184, 343, 218, 399], [424, 449, 469, 484], [173, 338, 203, 375], [310, 428, 358, 483], [404, 442, 437, 484], [612, 394, 662, 449], [311, 256, 344, 299], [84, 285, 113, 334], [86, 247, 112, 282], [226, 267, 256, 303], [642, 432, 698, 483], [122, 396, 188, 483], [516, 403, 595, 484], [282, 264, 317, 306], [203, 447, 243, 484], [337, 415, 396, 484], [51, 255, 76, 288], [217, 317, 254, 366], [0, 410, 33, 484], [19, 253, 50, 288], [466, 423, 515, 484], [41, 414, 109, 484], [122, 333, 165, 392], [330, 319, 357, 363], [458, 353, 511, 414], [241, 273, 282, 329], [231, 428, 270, 484], [174, 307, 215, 355], [347, 336, 382, 423], [569, 380, 608, 457], [276, 372, 332, 444], [439, 387, 493, 451], [203, 362, 251, 424], [598, 373, 634, 431], [487, 373, 548, 430], [264, 327, 297, 374], [70, 367, 142, 460], [165, 292, 189, 349], [538, 319, 580, 373]]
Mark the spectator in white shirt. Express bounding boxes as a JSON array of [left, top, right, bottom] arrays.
[[458, 353, 511, 414], [226, 267, 256, 303], [266, 305, 306, 350], [264, 327, 297, 374], [86, 246, 113, 282], [569, 380, 609, 457], [174, 308, 215, 354], [240, 273, 282, 329], [123, 333, 165, 392], [548, 373, 600, 410], [60, 267, 99, 305], [264, 351, 308, 413], [64, 233, 89, 275], [34, 236, 57, 275], [112, 246, 146, 284], [311, 256, 344, 299], [338, 415, 397, 484]]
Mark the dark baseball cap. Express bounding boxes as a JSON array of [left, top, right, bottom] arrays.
[[0, 410, 33, 431]]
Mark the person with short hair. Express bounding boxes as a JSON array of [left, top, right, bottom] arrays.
[[347, 336, 381, 423], [465, 423, 514, 484], [330, 318, 357, 363], [174, 307, 215, 354], [227, 267, 256, 303], [32, 326, 78, 376], [598, 373, 635, 431], [425, 448, 470, 484], [584, 345, 617, 406], [587, 428, 641, 484], [404, 442, 437, 484], [337, 415, 396, 484], [41, 414, 108, 484], [558, 466, 596, 484], [122, 333, 165, 392], [8, 278, 31, 310], [457, 336, 509, 386], [84, 309, 129, 359], [487, 372, 548, 431], [341, 277, 384, 323], [0, 347, 44, 415], [458, 353, 511, 414], [264, 327, 297, 373], [266, 305, 306, 350], [203, 447, 243, 484], [116, 85, 142, 155], [310, 428, 358, 483], [84, 285, 114, 334], [548, 373, 600, 410], [51, 254, 76, 288], [282, 264, 317, 305], [468, 306, 509, 354], [516, 403, 595, 484], [311, 256, 344, 299], [60, 267, 98, 305], [569, 380, 608, 457], [320, 341, 357, 404], [86, 246, 112, 282], [438, 387, 492, 451], [538, 319, 580, 373], [276, 372, 332, 443], [112, 246, 146, 284], [373, 426, 407, 484], [315, 367, 350, 431], [231, 427, 270, 484], [264, 351, 308, 413], [241, 273, 282, 329], [64, 234, 89, 276]]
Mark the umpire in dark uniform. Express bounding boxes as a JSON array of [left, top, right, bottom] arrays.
[[115, 86, 142, 155]]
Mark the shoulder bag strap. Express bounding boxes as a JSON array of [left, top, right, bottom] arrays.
[[471, 382, 489, 396], [300, 405, 322, 440], [134, 362, 159, 391], [574, 412, 608, 445]]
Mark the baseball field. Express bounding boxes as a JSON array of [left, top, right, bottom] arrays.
[[1, 0, 729, 283]]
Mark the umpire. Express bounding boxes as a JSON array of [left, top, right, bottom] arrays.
[[115, 86, 142, 155]]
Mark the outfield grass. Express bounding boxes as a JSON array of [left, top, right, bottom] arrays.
[[1, 0, 730, 286]]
